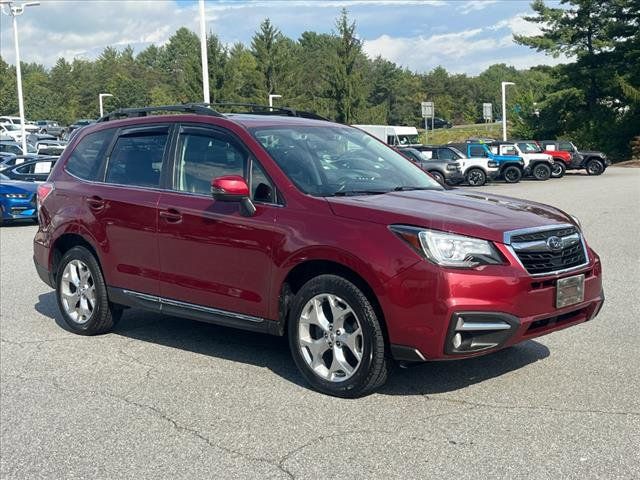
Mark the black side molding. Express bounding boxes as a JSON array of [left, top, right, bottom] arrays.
[[107, 287, 282, 336]]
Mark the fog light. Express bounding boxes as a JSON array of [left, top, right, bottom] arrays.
[[452, 333, 462, 349]]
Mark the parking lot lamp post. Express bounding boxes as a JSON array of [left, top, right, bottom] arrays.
[[98, 93, 113, 117], [198, 0, 210, 104], [1, 1, 40, 154], [269, 94, 282, 109], [501, 81, 515, 141]]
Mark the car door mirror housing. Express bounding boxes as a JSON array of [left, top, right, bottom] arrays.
[[211, 175, 256, 217]]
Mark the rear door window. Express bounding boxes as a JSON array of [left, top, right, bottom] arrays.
[[66, 128, 115, 181], [105, 127, 169, 188]]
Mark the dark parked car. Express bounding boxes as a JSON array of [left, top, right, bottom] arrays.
[[396, 147, 463, 185], [34, 104, 604, 397], [0, 172, 38, 224], [425, 117, 452, 129], [63, 119, 95, 141], [0, 157, 57, 182], [35, 120, 65, 138], [538, 140, 610, 175]]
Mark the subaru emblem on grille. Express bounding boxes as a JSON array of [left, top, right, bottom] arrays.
[[546, 236, 563, 251]]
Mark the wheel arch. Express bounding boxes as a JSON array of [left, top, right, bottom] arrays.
[[277, 258, 389, 343], [50, 231, 102, 283]]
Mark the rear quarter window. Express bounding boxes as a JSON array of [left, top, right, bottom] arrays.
[[65, 128, 115, 181]]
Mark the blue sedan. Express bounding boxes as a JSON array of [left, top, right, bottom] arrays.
[[0, 172, 38, 224]]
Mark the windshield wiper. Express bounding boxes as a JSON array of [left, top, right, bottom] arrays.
[[392, 186, 434, 191], [332, 189, 389, 197]]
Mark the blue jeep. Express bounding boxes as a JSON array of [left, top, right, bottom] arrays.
[[449, 142, 525, 183]]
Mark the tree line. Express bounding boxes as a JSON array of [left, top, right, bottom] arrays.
[[0, 2, 637, 160]]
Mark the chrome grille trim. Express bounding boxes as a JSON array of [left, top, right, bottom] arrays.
[[503, 224, 590, 277]]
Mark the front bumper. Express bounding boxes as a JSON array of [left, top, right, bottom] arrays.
[[445, 171, 465, 184], [1, 199, 36, 221], [384, 247, 604, 361]]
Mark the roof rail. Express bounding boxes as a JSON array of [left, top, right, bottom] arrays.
[[199, 102, 330, 121], [96, 104, 224, 123], [97, 102, 329, 123]]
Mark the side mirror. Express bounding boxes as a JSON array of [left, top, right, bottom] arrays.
[[211, 175, 256, 217]]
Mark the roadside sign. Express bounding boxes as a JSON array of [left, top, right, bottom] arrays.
[[421, 101, 434, 118], [482, 102, 492, 121]]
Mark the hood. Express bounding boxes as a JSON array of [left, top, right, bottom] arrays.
[[545, 149, 571, 159], [493, 154, 521, 162], [578, 150, 605, 157], [0, 180, 38, 194], [326, 189, 574, 244]]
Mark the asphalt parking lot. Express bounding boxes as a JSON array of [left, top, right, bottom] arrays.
[[1, 167, 639, 479]]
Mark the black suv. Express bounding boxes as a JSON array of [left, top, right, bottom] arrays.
[[425, 117, 452, 129], [396, 147, 463, 185], [539, 140, 610, 175]]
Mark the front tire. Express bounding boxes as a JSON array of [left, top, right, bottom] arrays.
[[429, 171, 445, 185], [288, 274, 390, 398], [551, 161, 566, 178], [55, 246, 121, 335], [586, 159, 604, 175], [532, 163, 551, 181], [502, 165, 522, 183], [465, 168, 486, 186]]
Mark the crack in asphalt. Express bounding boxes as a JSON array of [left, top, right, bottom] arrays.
[[3, 373, 295, 479]]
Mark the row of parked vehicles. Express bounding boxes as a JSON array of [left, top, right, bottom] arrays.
[[0, 116, 65, 223], [354, 124, 610, 187]]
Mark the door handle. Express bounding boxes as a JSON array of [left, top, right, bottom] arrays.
[[159, 208, 182, 223], [86, 196, 105, 210]]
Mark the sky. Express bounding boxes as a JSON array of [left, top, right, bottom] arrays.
[[0, 0, 566, 75]]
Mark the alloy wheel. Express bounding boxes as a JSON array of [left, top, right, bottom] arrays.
[[297, 293, 363, 382], [60, 259, 96, 324]]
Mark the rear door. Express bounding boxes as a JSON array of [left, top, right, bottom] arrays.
[[156, 124, 281, 319], [85, 124, 170, 295]]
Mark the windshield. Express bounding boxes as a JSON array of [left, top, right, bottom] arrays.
[[396, 134, 419, 145], [251, 125, 441, 197], [518, 142, 542, 153], [3, 124, 20, 131]]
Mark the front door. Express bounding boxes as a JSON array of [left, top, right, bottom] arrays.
[[156, 125, 281, 319]]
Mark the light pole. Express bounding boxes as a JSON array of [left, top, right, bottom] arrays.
[[501, 81, 515, 141], [98, 93, 113, 117], [268, 94, 282, 109], [1, 1, 40, 154], [198, 0, 210, 104]]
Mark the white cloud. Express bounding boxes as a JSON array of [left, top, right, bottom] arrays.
[[363, 28, 516, 72], [459, 1, 499, 15], [490, 12, 542, 37], [0, 1, 201, 65]]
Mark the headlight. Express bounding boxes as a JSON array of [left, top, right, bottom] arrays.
[[570, 214, 582, 231], [446, 164, 458, 171], [488, 161, 499, 168], [3, 193, 29, 199], [390, 226, 505, 268]]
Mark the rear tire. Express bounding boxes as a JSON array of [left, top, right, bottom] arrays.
[[586, 159, 604, 175], [532, 163, 551, 181], [502, 165, 522, 183], [55, 246, 121, 335], [551, 161, 566, 178], [288, 274, 390, 398], [465, 168, 486, 186]]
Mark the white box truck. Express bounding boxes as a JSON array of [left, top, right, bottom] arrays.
[[352, 125, 421, 147]]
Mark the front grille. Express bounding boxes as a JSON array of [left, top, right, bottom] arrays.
[[510, 227, 576, 242], [510, 226, 587, 275]]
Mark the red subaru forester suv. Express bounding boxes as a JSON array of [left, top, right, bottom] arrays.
[[34, 104, 604, 397]]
